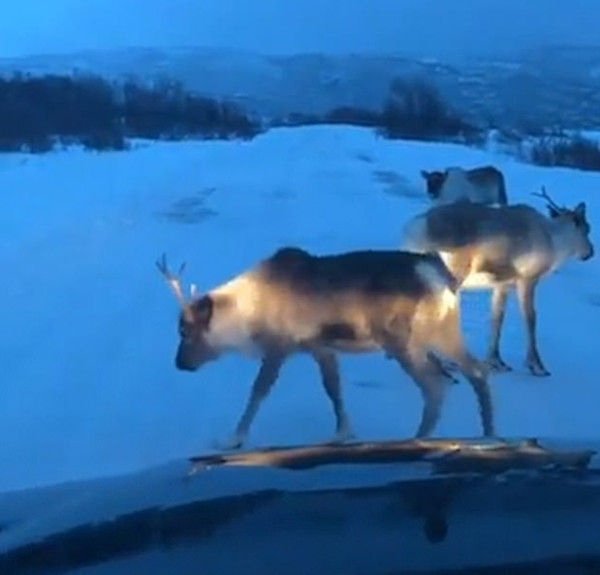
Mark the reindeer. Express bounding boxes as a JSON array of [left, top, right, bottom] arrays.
[[400, 186, 594, 377], [156, 247, 495, 450], [421, 166, 508, 206]]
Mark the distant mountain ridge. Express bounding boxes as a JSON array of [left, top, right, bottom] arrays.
[[1, 45, 600, 131]]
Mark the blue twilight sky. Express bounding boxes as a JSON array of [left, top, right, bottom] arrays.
[[1, 0, 599, 59]]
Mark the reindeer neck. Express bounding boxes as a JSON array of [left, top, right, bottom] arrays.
[[212, 273, 260, 314], [547, 218, 579, 270], [207, 273, 262, 353]]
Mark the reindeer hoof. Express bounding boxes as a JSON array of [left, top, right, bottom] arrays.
[[323, 426, 356, 446], [487, 357, 512, 372], [528, 364, 551, 377], [322, 436, 353, 447], [213, 435, 245, 451]]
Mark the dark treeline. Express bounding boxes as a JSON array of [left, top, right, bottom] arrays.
[[5, 72, 598, 172], [526, 132, 600, 172], [272, 76, 482, 144], [0, 72, 263, 153]]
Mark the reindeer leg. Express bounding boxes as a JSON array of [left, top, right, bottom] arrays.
[[217, 353, 286, 450], [424, 286, 466, 384], [428, 307, 496, 437], [452, 351, 495, 437], [486, 284, 512, 372], [312, 350, 355, 444], [385, 342, 447, 438], [516, 279, 550, 377]]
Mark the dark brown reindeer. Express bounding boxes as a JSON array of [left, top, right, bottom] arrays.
[[156, 247, 495, 450], [401, 186, 594, 377]]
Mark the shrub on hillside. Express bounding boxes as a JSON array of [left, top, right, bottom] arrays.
[[271, 80, 481, 145], [526, 133, 600, 172], [270, 112, 324, 128], [323, 106, 381, 127], [0, 73, 262, 153], [80, 128, 130, 152], [121, 78, 262, 141], [0, 72, 124, 152], [377, 76, 480, 142]]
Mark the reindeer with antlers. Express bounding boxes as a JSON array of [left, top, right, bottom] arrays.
[[156, 247, 495, 449], [400, 186, 594, 377]]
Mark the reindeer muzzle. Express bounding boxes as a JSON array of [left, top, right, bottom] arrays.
[[175, 354, 198, 371], [582, 245, 595, 261], [175, 340, 219, 371]]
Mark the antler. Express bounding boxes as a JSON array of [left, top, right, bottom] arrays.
[[155, 253, 192, 308], [532, 185, 565, 213]]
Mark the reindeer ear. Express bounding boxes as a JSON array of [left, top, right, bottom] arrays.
[[574, 202, 587, 218], [420, 170, 430, 180], [192, 295, 213, 327]]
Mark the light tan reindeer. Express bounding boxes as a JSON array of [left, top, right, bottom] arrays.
[[421, 165, 508, 206], [401, 186, 594, 377], [156, 247, 495, 449]]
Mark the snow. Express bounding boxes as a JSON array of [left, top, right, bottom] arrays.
[[0, 47, 427, 119], [1, 125, 600, 497]]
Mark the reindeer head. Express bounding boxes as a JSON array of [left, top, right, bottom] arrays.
[[533, 186, 594, 262], [156, 254, 221, 371], [421, 169, 448, 199]]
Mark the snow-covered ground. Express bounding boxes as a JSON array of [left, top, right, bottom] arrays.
[[2, 125, 600, 495]]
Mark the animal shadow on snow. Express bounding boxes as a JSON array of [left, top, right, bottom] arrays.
[[265, 187, 296, 201], [158, 187, 218, 224], [351, 379, 386, 389], [372, 169, 424, 201], [588, 293, 600, 307], [355, 151, 375, 163]]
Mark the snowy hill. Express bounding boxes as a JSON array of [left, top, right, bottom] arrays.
[[0, 47, 435, 119], [2, 45, 600, 129], [2, 125, 600, 496]]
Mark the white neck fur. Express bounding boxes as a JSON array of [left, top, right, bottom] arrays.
[[548, 219, 580, 272], [205, 274, 262, 356]]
